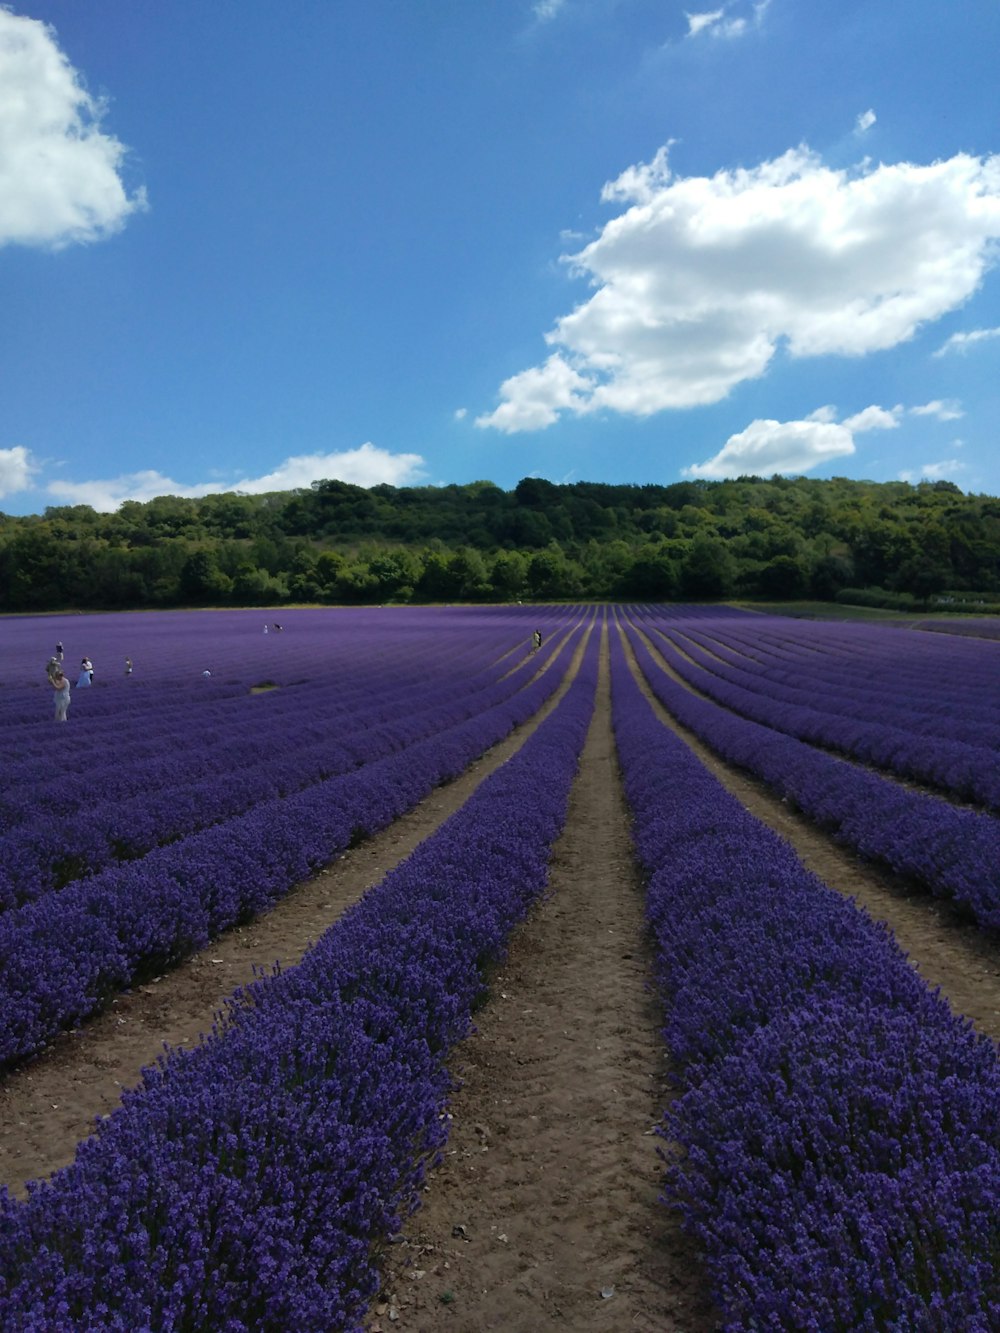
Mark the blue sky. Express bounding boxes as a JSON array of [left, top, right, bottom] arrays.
[[2, 0, 999, 516]]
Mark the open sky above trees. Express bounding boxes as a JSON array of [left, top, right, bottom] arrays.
[[2, 1, 999, 516]]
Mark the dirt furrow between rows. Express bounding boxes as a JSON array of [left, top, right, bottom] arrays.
[[367, 627, 719, 1333], [0, 632, 590, 1197], [621, 619, 1000, 1044]]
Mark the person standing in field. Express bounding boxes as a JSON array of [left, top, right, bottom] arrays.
[[532, 630, 542, 652], [50, 668, 70, 722], [125, 657, 133, 676], [77, 657, 94, 687], [56, 641, 64, 662]]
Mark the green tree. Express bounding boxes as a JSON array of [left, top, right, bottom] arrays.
[[680, 535, 735, 599], [179, 550, 232, 603]]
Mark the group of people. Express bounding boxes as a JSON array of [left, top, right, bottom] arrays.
[[44, 645, 133, 722]]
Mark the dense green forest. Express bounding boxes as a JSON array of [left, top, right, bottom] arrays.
[[2, 474, 999, 612]]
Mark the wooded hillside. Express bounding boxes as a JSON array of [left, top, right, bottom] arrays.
[[2, 474, 998, 611]]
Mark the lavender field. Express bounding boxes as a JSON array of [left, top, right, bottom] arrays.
[[1, 604, 999, 1329]]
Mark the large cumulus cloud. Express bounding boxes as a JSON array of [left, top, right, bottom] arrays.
[[477, 144, 1000, 431], [0, 8, 146, 249]]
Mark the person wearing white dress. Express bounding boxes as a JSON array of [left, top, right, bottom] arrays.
[[77, 657, 94, 687], [50, 669, 71, 721]]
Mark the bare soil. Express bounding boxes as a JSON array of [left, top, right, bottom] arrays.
[[2, 614, 1000, 1332], [367, 626, 719, 1332]]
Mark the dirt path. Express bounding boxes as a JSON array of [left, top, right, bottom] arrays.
[[368, 626, 720, 1333], [621, 619, 1000, 1044], [0, 630, 588, 1197]]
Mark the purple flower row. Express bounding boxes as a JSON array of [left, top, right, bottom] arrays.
[[0, 628, 599, 1331], [916, 619, 1000, 641], [0, 630, 569, 908], [653, 612, 1000, 734], [0, 625, 587, 1070], [1, 609, 566, 798], [687, 616, 1000, 743], [623, 621, 1000, 929], [645, 625, 1000, 810], [666, 613, 1000, 751], [608, 627, 1000, 1328]]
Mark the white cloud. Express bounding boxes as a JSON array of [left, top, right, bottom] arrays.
[[684, 417, 857, 479], [0, 9, 146, 249], [686, 10, 725, 37], [910, 399, 963, 420], [842, 404, 901, 431], [474, 354, 591, 433], [899, 458, 965, 482], [0, 445, 36, 496], [477, 144, 1000, 433], [685, 2, 768, 38], [933, 326, 1000, 355], [42, 443, 426, 512], [533, 0, 566, 19], [856, 109, 877, 134], [684, 402, 901, 479]]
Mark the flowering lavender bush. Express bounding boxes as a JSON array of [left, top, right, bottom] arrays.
[[609, 626, 1000, 1328], [622, 620, 1000, 929], [643, 618, 1000, 807], [0, 609, 586, 1067], [0, 607, 579, 902], [0, 626, 599, 1330]]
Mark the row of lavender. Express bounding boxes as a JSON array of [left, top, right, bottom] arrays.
[[643, 619, 1000, 811], [0, 614, 578, 907], [0, 627, 600, 1330], [917, 618, 1000, 641], [0, 605, 568, 776], [609, 627, 1000, 1327], [0, 616, 587, 1068], [702, 615, 1000, 736], [621, 617, 1000, 929], [658, 613, 1000, 738], [669, 615, 1000, 736]]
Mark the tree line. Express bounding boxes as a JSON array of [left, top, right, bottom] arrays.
[[1, 473, 998, 612]]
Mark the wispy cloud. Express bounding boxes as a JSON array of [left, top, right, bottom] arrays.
[[36, 444, 426, 512], [898, 458, 966, 483], [910, 399, 964, 420], [855, 108, 876, 134], [478, 143, 1000, 433], [933, 326, 1000, 356], [533, 0, 566, 22], [685, 1, 770, 39], [0, 9, 147, 249], [686, 9, 726, 37]]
